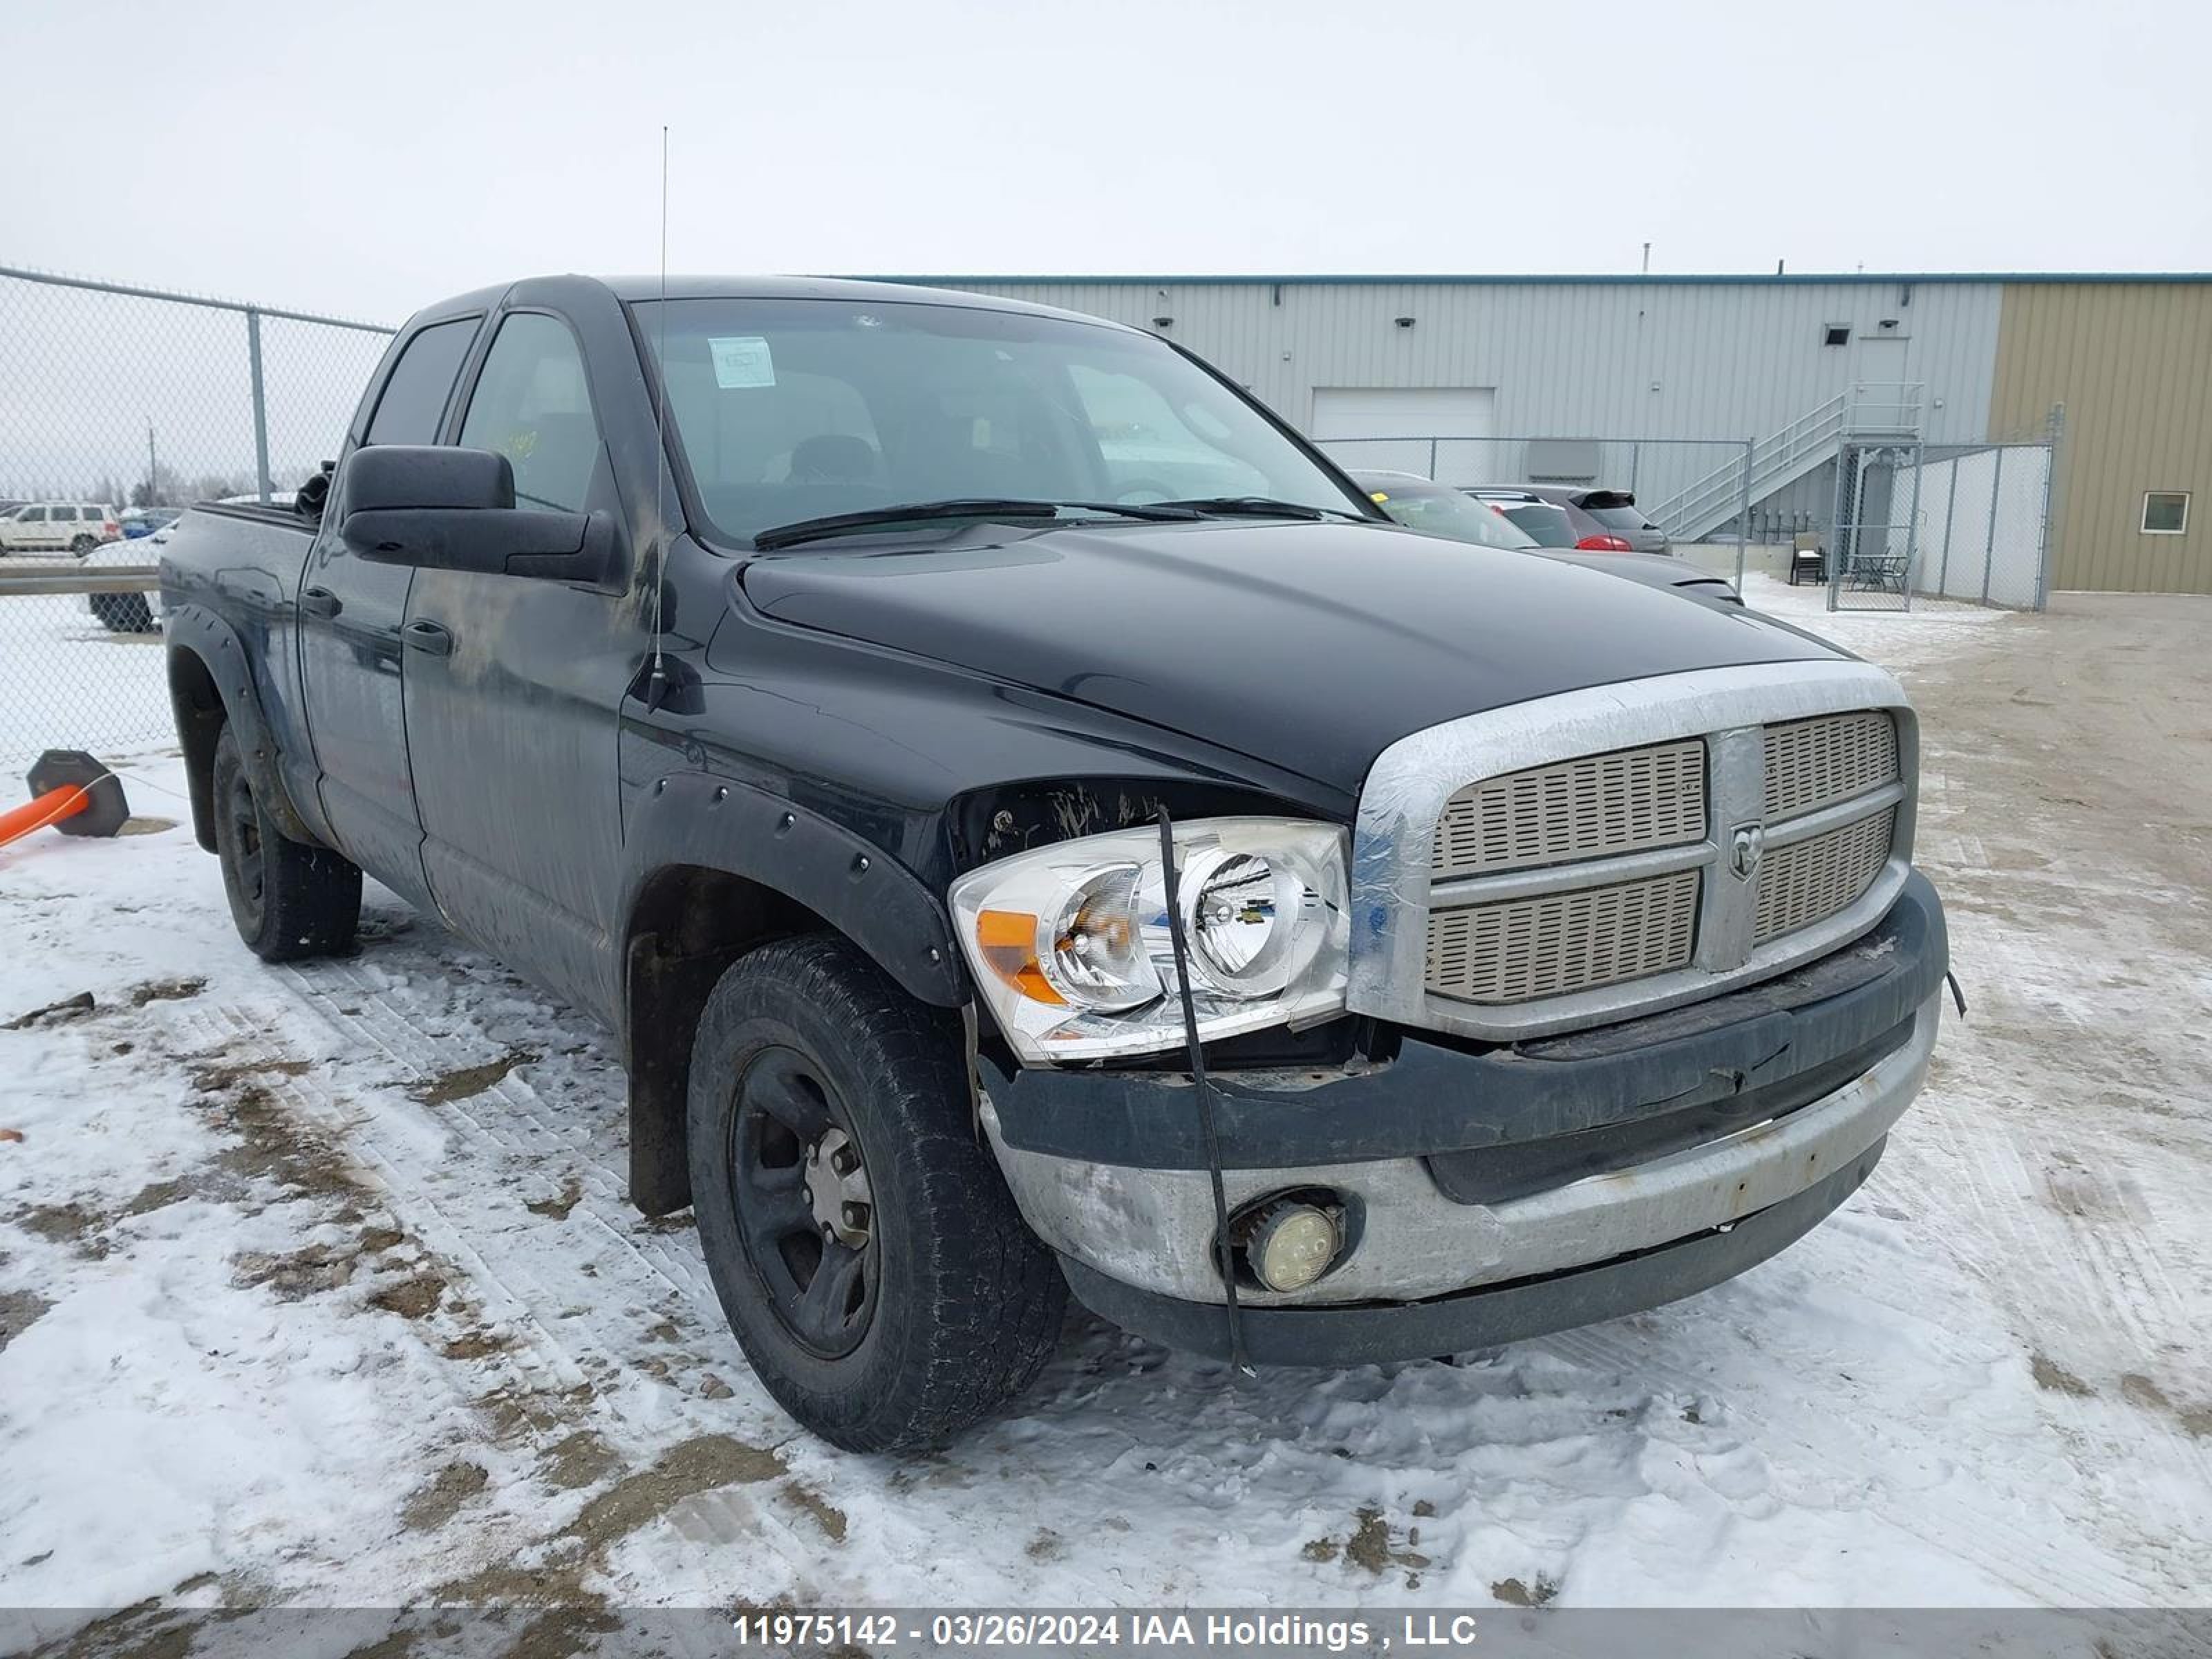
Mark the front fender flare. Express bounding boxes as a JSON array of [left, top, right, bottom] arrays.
[[617, 772, 972, 1216], [621, 770, 969, 1010]]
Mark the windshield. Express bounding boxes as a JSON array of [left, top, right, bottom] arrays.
[[1362, 480, 1538, 551], [634, 297, 1370, 546]]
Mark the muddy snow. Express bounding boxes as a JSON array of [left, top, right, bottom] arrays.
[[2, 581, 2209, 1627]]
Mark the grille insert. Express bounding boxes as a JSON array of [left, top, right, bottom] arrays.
[[1754, 808, 1895, 943], [1763, 711, 1897, 822], [1432, 740, 1706, 879], [1427, 870, 1700, 1004]]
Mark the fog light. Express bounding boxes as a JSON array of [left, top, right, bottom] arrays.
[[1247, 1201, 1341, 1293]]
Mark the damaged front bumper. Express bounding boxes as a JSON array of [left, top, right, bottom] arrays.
[[980, 872, 1947, 1367]]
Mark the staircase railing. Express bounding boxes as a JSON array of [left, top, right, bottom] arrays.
[[1649, 382, 1925, 541]]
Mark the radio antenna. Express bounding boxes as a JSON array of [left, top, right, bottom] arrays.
[[648, 124, 671, 695]]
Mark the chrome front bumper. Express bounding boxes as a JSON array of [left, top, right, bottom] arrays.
[[984, 991, 1940, 1308]]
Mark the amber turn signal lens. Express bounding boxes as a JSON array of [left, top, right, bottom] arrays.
[[975, 908, 1065, 1005]]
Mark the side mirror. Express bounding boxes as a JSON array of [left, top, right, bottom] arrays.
[[337, 445, 617, 584]]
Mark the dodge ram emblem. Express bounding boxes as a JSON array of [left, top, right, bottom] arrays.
[[1730, 823, 1765, 881]]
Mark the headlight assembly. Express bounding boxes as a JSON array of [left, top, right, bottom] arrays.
[[950, 817, 1350, 1063]]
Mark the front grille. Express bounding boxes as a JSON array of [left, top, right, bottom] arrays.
[[1380, 674, 1912, 1035], [1431, 740, 1706, 879], [1754, 808, 1896, 943], [1427, 869, 1700, 1004], [1763, 711, 1897, 821]]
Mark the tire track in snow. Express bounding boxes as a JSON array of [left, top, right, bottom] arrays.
[[170, 983, 832, 1591]]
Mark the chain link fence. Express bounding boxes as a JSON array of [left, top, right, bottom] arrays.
[[1310, 434, 1758, 583], [0, 266, 391, 769], [1826, 439, 2057, 612]]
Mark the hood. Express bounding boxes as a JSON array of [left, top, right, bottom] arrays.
[[740, 518, 1841, 794]]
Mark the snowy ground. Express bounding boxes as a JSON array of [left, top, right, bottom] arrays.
[[2, 579, 2209, 1633]]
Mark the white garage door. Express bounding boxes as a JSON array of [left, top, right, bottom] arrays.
[[1310, 386, 1496, 483]]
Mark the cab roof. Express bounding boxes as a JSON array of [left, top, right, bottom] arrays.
[[411, 274, 1129, 330]]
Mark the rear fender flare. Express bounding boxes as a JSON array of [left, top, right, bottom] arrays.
[[165, 602, 318, 849]]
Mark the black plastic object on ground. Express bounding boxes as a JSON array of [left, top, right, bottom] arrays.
[[26, 749, 130, 838]]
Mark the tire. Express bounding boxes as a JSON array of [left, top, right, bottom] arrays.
[[686, 934, 1065, 1452], [70, 534, 96, 556], [211, 724, 362, 961], [89, 592, 154, 632]]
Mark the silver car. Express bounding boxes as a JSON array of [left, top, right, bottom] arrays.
[[1473, 485, 1671, 555]]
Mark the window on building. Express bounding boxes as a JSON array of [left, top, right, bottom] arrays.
[[1821, 325, 1852, 348], [2141, 491, 2191, 535]]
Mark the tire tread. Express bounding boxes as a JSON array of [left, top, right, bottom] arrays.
[[212, 725, 362, 962], [686, 934, 1064, 1451]]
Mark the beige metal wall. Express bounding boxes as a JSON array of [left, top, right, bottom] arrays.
[[1991, 283, 2212, 594]]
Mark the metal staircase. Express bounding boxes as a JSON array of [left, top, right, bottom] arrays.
[[1650, 382, 1924, 542]]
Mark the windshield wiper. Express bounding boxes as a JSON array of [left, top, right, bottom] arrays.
[[1156, 496, 1367, 523], [752, 498, 1202, 551]]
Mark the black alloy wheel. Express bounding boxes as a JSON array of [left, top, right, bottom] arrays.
[[727, 1046, 879, 1358]]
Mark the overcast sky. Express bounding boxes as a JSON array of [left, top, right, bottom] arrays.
[[6, 0, 2210, 324]]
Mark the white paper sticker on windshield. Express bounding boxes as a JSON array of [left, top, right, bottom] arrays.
[[709, 335, 775, 388]]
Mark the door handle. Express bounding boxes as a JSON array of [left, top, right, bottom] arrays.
[[300, 585, 341, 618], [403, 618, 454, 657]]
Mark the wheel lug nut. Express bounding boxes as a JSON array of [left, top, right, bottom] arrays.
[[843, 1203, 865, 1225]]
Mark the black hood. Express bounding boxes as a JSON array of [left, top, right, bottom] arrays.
[[740, 518, 1843, 794]]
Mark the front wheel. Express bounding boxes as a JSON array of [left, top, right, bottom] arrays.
[[686, 935, 1065, 1451], [211, 725, 362, 961]]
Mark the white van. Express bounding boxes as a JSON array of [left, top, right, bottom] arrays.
[[0, 502, 124, 555]]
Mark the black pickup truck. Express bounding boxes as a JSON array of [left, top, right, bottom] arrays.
[[162, 275, 1948, 1451]]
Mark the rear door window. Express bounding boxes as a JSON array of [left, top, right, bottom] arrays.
[[364, 317, 478, 446]]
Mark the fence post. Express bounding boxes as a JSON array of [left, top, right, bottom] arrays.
[[2036, 406, 2064, 611], [1734, 440, 1752, 588], [1937, 449, 1961, 598], [1826, 444, 1850, 613], [1900, 443, 1924, 612], [1980, 445, 2005, 606], [246, 306, 272, 504]]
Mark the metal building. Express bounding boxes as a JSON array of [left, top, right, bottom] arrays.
[[874, 272, 2212, 595]]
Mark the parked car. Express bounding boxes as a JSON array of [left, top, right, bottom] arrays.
[[0, 501, 123, 555], [1471, 485, 1669, 554], [1354, 472, 1739, 603], [164, 274, 1946, 1452], [120, 507, 183, 538]]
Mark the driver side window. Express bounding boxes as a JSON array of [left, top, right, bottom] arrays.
[[459, 313, 604, 514]]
